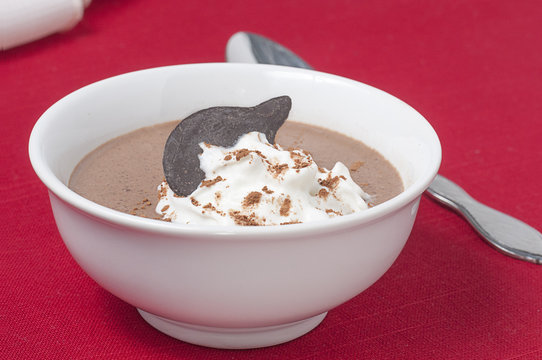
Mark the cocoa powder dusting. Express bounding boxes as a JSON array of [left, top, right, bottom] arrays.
[[293, 161, 311, 169], [138, 198, 152, 208], [269, 163, 289, 177], [158, 183, 168, 198], [242, 191, 262, 207], [129, 198, 154, 216], [261, 186, 274, 194], [280, 197, 292, 216], [290, 150, 312, 169], [201, 176, 224, 188], [203, 203, 214, 210], [203, 202, 224, 215], [190, 197, 200, 207], [253, 150, 267, 159], [319, 174, 340, 189], [325, 209, 342, 216], [280, 221, 301, 225], [233, 149, 250, 160], [318, 188, 329, 199], [349, 161, 364, 172], [229, 211, 261, 226]]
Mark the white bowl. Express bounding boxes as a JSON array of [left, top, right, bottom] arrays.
[[29, 63, 441, 349]]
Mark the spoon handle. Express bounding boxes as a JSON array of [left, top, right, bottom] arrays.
[[427, 175, 542, 264]]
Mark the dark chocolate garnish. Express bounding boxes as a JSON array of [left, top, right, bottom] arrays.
[[163, 96, 292, 196]]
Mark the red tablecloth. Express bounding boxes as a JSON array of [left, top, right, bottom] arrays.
[[2, 0, 541, 359]]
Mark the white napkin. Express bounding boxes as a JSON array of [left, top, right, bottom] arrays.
[[0, 0, 91, 50]]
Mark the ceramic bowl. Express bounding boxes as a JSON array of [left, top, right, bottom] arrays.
[[29, 63, 441, 349]]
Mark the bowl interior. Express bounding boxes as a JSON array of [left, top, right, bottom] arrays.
[[29, 63, 441, 229]]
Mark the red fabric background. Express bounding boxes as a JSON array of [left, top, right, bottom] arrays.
[[2, 0, 542, 359]]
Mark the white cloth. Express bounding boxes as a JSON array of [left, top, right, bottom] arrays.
[[0, 0, 91, 50]]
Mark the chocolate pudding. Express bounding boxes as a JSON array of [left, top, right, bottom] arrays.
[[68, 121, 403, 220]]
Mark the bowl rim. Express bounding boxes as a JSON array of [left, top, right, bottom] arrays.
[[28, 62, 441, 239]]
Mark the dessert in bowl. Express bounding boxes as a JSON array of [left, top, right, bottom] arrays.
[[29, 63, 441, 349]]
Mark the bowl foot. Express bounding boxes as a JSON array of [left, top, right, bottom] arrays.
[[137, 309, 327, 349]]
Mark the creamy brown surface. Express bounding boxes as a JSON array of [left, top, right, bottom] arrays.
[[69, 121, 403, 219]]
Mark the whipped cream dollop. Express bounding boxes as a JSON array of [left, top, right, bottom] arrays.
[[156, 132, 371, 225]]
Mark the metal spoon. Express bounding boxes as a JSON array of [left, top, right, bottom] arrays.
[[225, 31, 542, 264]]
